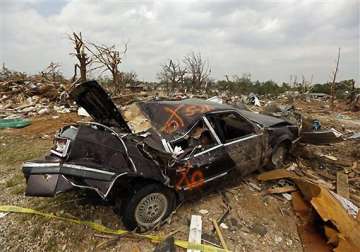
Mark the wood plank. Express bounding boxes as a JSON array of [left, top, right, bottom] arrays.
[[267, 185, 297, 194], [187, 215, 202, 252], [211, 218, 228, 251], [291, 192, 332, 252], [337, 172, 350, 199]]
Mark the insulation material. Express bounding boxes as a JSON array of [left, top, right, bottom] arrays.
[[121, 103, 151, 133]]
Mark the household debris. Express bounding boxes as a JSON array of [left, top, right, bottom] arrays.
[[0, 77, 75, 119], [198, 209, 209, 215], [247, 93, 261, 106]]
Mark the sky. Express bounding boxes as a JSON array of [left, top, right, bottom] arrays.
[[0, 0, 359, 84]]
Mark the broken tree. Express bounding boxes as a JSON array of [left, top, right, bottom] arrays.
[[69, 32, 92, 82]]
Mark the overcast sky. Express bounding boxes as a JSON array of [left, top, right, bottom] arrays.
[[1, 0, 359, 84]]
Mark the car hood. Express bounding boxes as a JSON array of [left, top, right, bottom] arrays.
[[70, 80, 130, 132], [238, 110, 290, 127]]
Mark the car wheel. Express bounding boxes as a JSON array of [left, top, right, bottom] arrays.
[[271, 143, 289, 168], [121, 183, 176, 231]]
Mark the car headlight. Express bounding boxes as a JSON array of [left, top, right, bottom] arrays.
[[50, 137, 70, 157]]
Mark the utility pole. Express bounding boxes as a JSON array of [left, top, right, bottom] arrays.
[[330, 47, 341, 110]]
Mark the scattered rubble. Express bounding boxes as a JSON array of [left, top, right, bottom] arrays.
[[0, 77, 75, 119], [1, 76, 360, 251]]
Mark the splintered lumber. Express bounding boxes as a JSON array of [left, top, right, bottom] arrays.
[[337, 172, 350, 199], [258, 169, 360, 251], [187, 215, 202, 252], [266, 185, 297, 194], [257, 169, 295, 181], [211, 219, 228, 251], [291, 192, 331, 252]]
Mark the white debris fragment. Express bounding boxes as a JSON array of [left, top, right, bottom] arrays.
[[0, 212, 9, 218], [198, 209, 208, 215], [38, 107, 49, 115], [248, 182, 262, 191], [188, 215, 202, 252], [220, 223, 229, 229], [77, 107, 90, 117], [286, 163, 298, 171], [282, 193, 292, 201], [330, 191, 359, 217], [207, 96, 223, 104], [173, 146, 184, 155], [274, 235, 283, 244], [286, 238, 293, 246]]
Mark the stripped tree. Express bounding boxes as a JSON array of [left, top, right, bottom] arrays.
[[69, 32, 92, 82], [88, 42, 127, 94], [183, 52, 211, 91], [41, 62, 62, 81], [158, 59, 186, 93]]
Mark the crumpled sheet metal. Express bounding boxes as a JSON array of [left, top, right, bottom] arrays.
[[300, 128, 343, 145], [258, 169, 360, 252]]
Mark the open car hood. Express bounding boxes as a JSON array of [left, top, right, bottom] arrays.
[[70, 80, 130, 132]]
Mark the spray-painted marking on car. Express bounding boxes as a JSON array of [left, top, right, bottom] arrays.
[[176, 164, 205, 190], [161, 104, 214, 134], [161, 105, 185, 134], [183, 104, 213, 117]]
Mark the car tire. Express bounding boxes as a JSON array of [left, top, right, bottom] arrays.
[[121, 183, 176, 231], [267, 143, 290, 170]]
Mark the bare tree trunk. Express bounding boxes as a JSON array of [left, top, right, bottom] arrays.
[[331, 47, 341, 110], [69, 32, 92, 82]]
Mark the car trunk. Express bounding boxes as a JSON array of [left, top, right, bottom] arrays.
[[70, 80, 131, 132], [66, 125, 132, 174]]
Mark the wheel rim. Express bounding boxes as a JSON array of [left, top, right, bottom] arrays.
[[134, 192, 168, 227]]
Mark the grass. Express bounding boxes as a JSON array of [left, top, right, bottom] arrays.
[[0, 134, 52, 166], [45, 235, 58, 252], [5, 174, 24, 188]]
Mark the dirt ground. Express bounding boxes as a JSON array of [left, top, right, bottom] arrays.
[[0, 99, 359, 252]]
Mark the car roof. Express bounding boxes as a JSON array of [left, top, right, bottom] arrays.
[[137, 98, 239, 140]]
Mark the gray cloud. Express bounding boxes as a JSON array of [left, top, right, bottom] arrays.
[[0, 0, 358, 84]]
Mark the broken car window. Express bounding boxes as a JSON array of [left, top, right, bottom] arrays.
[[170, 120, 217, 154], [207, 112, 255, 143]]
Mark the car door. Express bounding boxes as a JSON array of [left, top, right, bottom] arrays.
[[206, 111, 266, 176], [171, 118, 232, 191]]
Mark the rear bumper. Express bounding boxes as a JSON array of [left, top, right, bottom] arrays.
[[22, 161, 122, 198], [25, 174, 73, 197], [23, 161, 116, 181]]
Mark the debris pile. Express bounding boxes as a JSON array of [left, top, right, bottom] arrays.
[[0, 78, 75, 119], [258, 168, 360, 251]]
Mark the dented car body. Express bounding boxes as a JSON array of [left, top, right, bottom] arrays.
[[22, 80, 300, 230]]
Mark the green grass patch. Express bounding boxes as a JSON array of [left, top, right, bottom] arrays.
[[5, 174, 24, 188], [0, 135, 52, 166]]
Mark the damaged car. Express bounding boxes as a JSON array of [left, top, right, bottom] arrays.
[[22, 80, 300, 231]]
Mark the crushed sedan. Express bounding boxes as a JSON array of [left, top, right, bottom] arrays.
[[22, 80, 300, 231]]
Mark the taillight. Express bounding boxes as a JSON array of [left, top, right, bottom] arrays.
[[50, 138, 70, 157]]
